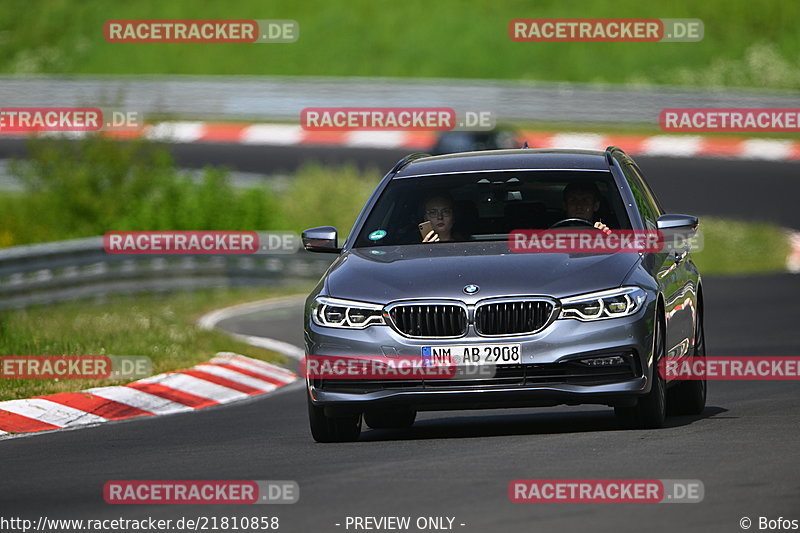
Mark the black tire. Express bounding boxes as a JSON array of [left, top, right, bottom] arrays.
[[307, 392, 362, 443], [667, 303, 707, 416], [364, 408, 416, 429], [616, 313, 666, 429]]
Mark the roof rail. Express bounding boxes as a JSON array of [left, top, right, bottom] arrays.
[[604, 146, 626, 166], [389, 153, 429, 174]]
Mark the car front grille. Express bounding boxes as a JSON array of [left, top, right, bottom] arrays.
[[474, 300, 555, 335], [388, 304, 467, 338]]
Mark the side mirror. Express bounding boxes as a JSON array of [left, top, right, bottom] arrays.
[[657, 214, 698, 231], [302, 226, 341, 253]]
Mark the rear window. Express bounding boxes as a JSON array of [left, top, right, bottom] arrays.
[[353, 170, 632, 248]]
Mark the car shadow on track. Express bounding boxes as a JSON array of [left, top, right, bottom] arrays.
[[359, 406, 728, 442]]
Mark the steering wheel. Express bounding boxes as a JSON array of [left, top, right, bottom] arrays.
[[548, 218, 598, 229]]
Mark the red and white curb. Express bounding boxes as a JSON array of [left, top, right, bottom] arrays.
[[0, 352, 296, 438], [788, 232, 800, 274], [522, 132, 800, 161], [4, 122, 800, 161]]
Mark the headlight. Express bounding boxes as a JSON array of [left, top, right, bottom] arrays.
[[559, 287, 646, 321], [312, 297, 386, 329]]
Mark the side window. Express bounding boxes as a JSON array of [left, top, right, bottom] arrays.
[[622, 163, 658, 229], [629, 164, 664, 216]]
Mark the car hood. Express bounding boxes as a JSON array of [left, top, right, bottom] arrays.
[[325, 242, 641, 303]]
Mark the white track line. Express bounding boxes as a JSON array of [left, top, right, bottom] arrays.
[[197, 297, 312, 362], [197, 295, 306, 330], [232, 334, 305, 361], [0, 399, 107, 427], [85, 386, 194, 414]]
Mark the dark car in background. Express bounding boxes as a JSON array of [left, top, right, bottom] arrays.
[[430, 126, 522, 155], [302, 147, 705, 442]]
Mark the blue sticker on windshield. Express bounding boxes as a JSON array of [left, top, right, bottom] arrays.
[[368, 230, 387, 241]]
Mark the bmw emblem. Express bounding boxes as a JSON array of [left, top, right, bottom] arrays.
[[463, 284, 480, 295]]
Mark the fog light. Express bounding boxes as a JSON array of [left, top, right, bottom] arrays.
[[582, 355, 626, 367]]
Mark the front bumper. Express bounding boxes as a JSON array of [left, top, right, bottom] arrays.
[[305, 297, 656, 413]]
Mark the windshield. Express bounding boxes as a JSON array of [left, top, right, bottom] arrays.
[[353, 170, 632, 248]]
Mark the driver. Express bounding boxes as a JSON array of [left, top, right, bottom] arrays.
[[562, 182, 611, 234]]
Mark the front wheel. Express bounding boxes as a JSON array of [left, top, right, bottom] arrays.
[[307, 391, 362, 442], [668, 304, 707, 415], [616, 314, 666, 429]]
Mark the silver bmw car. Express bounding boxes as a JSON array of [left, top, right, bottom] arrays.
[[302, 147, 705, 442]]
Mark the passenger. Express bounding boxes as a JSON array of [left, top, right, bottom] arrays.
[[420, 194, 459, 242]]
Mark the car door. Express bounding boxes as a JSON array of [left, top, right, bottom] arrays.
[[627, 162, 696, 358]]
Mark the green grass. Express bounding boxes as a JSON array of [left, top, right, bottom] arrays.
[[0, 0, 799, 89], [0, 286, 313, 401], [281, 163, 380, 237], [0, 136, 380, 247], [692, 217, 790, 275]]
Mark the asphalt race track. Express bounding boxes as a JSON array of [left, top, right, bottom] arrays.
[[2, 273, 799, 532], [1, 142, 799, 532]]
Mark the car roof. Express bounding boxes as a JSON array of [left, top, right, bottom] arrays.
[[393, 148, 612, 178]]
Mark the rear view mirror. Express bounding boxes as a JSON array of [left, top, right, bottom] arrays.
[[657, 214, 698, 231], [302, 226, 341, 253]]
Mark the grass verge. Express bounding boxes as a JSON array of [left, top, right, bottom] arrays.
[[1, 0, 799, 90], [0, 285, 313, 401], [0, 135, 380, 248], [692, 217, 790, 275]]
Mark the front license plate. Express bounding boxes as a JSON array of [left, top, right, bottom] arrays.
[[422, 344, 522, 365]]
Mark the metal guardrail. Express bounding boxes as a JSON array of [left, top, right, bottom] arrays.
[[1, 75, 799, 125], [0, 237, 334, 310]]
